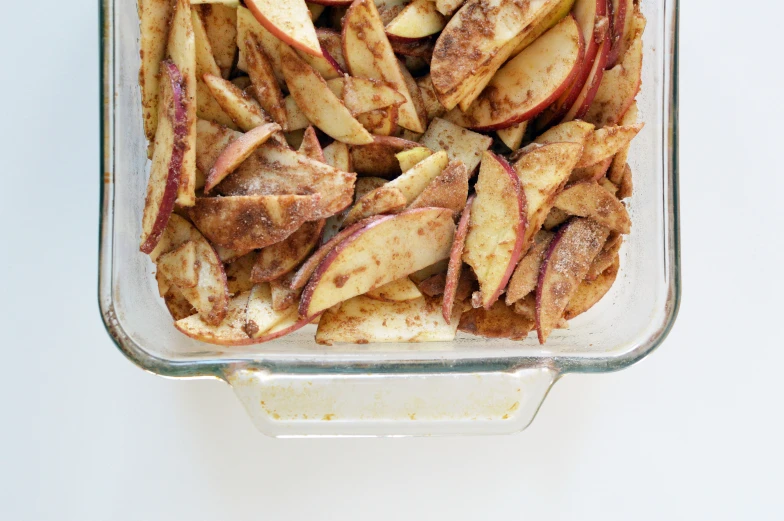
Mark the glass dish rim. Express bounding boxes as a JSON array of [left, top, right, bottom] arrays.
[[98, 0, 680, 381]]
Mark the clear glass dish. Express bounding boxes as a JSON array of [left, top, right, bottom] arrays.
[[99, 0, 680, 437]]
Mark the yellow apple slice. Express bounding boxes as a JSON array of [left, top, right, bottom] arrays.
[[225, 252, 257, 296], [350, 136, 420, 177], [322, 140, 352, 171], [420, 118, 492, 174], [241, 33, 288, 128], [341, 76, 406, 115], [203, 73, 269, 131], [236, 6, 285, 83], [192, 8, 237, 130], [138, 0, 174, 142], [244, 0, 323, 57], [296, 46, 344, 80], [298, 126, 325, 162], [245, 284, 300, 338], [497, 121, 528, 152], [342, 186, 407, 227], [396, 147, 433, 172], [576, 123, 644, 168], [416, 74, 446, 121], [534, 119, 595, 146], [194, 119, 241, 173], [386, 0, 447, 40], [317, 28, 348, 70], [357, 107, 398, 136]]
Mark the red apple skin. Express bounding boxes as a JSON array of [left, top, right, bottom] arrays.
[[245, 0, 323, 58], [481, 153, 528, 308], [319, 44, 345, 74], [570, 34, 611, 120], [535, 223, 567, 344], [140, 61, 187, 255], [203, 122, 281, 193], [250, 313, 322, 343], [606, 0, 628, 68], [443, 195, 474, 323]]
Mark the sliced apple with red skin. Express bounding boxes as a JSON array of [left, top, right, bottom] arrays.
[[316, 295, 460, 344], [295, 126, 323, 162], [542, 207, 570, 231], [512, 142, 583, 246], [365, 276, 423, 302], [140, 61, 187, 254], [576, 123, 644, 168], [606, 0, 629, 67], [350, 136, 420, 177], [203, 122, 281, 193], [386, 0, 446, 41], [296, 45, 344, 80], [244, 0, 322, 58], [236, 6, 285, 84], [420, 118, 493, 174], [342, 0, 425, 132], [317, 29, 348, 71], [505, 230, 555, 304], [278, 44, 373, 145], [536, 217, 609, 343], [416, 74, 446, 121], [396, 147, 433, 172], [322, 140, 352, 172], [198, 3, 238, 78], [570, 156, 612, 184], [241, 33, 288, 128], [203, 73, 270, 131], [251, 220, 325, 282], [431, 0, 565, 111], [553, 181, 631, 233], [608, 101, 638, 183], [175, 291, 251, 345], [408, 160, 470, 215], [442, 194, 473, 322], [192, 7, 237, 131], [459, 301, 535, 340], [138, 0, 174, 142], [270, 274, 301, 311], [586, 232, 622, 280], [508, 0, 577, 57], [616, 0, 638, 63], [188, 194, 321, 251], [562, 27, 610, 122], [161, 283, 197, 321], [342, 186, 407, 227], [300, 207, 455, 317], [245, 283, 295, 338], [216, 139, 356, 220], [463, 153, 527, 309], [447, 16, 583, 131], [195, 119, 241, 174], [565, 254, 618, 319]]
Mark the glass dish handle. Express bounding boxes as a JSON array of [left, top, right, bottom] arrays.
[[225, 366, 558, 437]]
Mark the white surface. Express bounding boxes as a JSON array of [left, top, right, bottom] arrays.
[[1, 1, 782, 519]]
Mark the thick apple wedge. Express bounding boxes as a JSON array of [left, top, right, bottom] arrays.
[[443, 194, 473, 322], [140, 61, 187, 254], [536, 217, 609, 343], [448, 16, 583, 131], [561, 32, 610, 122], [251, 220, 325, 282], [463, 153, 527, 309], [215, 139, 356, 220], [564, 255, 619, 319], [244, 283, 298, 338], [244, 0, 322, 57], [386, 0, 446, 40], [357, 107, 398, 136], [505, 230, 555, 305], [316, 296, 461, 344], [296, 45, 344, 81], [576, 123, 644, 168], [300, 208, 455, 317], [342, 186, 407, 226], [198, 4, 237, 78], [175, 291, 251, 345], [138, 0, 174, 142], [586, 232, 622, 280], [350, 136, 419, 177], [203, 122, 281, 193], [409, 160, 470, 215], [458, 301, 535, 341], [365, 276, 423, 302], [416, 75, 447, 121], [420, 118, 493, 174], [203, 73, 270, 131], [241, 34, 288, 128], [377, 150, 448, 203], [553, 181, 631, 233], [188, 194, 321, 251], [279, 45, 373, 145], [512, 142, 583, 245], [342, 0, 426, 132]]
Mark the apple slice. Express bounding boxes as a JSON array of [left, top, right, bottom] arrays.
[[317, 28, 348, 71], [289, 217, 384, 290], [270, 274, 301, 311], [365, 276, 423, 302], [192, 9, 237, 130], [298, 126, 325, 162], [442, 194, 474, 322], [278, 45, 374, 145], [300, 208, 455, 317], [284, 96, 312, 131], [617, 0, 638, 63], [342, 186, 407, 226], [416, 74, 447, 121], [420, 118, 493, 174], [156, 240, 199, 288], [296, 46, 344, 81], [617, 164, 632, 199], [241, 33, 288, 128], [195, 119, 241, 174], [166, 0, 197, 207], [316, 296, 460, 344], [543, 207, 570, 231], [322, 140, 352, 172], [203, 73, 270, 131], [244, 283, 298, 338], [188, 194, 321, 250], [386, 0, 446, 40], [586, 232, 622, 280], [564, 255, 619, 319], [342, 0, 426, 132], [570, 156, 611, 183], [606, 0, 629, 67], [463, 153, 527, 308], [458, 301, 535, 340], [161, 283, 197, 321], [536, 217, 609, 343], [198, 4, 237, 78], [496, 121, 528, 151], [396, 147, 433, 172], [354, 177, 388, 200], [608, 101, 638, 183], [175, 291, 251, 345], [350, 136, 420, 177], [251, 220, 325, 282], [576, 123, 644, 168], [140, 61, 187, 254], [203, 122, 281, 193], [431, 0, 564, 111], [215, 139, 356, 219], [138, 0, 174, 142], [599, 176, 619, 196], [244, 0, 322, 57], [553, 181, 631, 233], [408, 160, 470, 215], [448, 16, 583, 131], [512, 142, 583, 245], [505, 230, 555, 304], [435, 0, 466, 16], [236, 6, 285, 84], [342, 76, 406, 116], [535, 120, 595, 147], [584, 11, 643, 126], [357, 107, 398, 136], [562, 30, 611, 122], [225, 252, 257, 295]]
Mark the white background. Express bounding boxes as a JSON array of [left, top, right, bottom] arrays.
[[1, 1, 782, 519]]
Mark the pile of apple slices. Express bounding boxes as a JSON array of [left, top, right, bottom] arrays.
[[137, 0, 645, 346]]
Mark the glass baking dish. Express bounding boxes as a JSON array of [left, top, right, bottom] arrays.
[[99, 0, 680, 437]]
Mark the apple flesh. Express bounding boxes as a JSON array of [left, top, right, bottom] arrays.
[[140, 60, 187, 254], [496, 121, 528, 152], [356, 107, 398, 136], [561, 28, 610, 122], [251, 219, 325, 283], [244, 0, 323, 57], [297, 126, 325, 162], [416, 74, 447, 121], [296, 45, 344, 81], [463, 153, 527, 309], [245, 283, 298, 338], [224, 252, 257, 295], [198, 3, 238, 79], [420, 118, 493, 174], [240, 33, 288, 128], [300, 207, 455, 317], [156, 240, 198, 288], [553, 181, 631, 233], [236, 6, 285, 84], [138, 0, 174, 142], [342, 185, 407, 227], [565, 255, 619, 319], [586, 233, 622, 280], [443, 194, 474, 322], [449, 16, 584, 131], [505, 230, 555, 305], [458, 301, 535, 340], [203, 122, 280, 193], [386, 0, 447, 40], [322, 140, 352, 172], [317, 28, 348, 71], [396, 147, 433, 172], [203, 73, 270, 132], [349, 136, 420, 177], [339, 76, 406, 116], [536, 217, 609, 343], [192, 8, 238, 130], [576, 123, 644, 168], [408, 160, 470, 216], [365, 276, 423, 302], [175, 291, 252, 345]]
